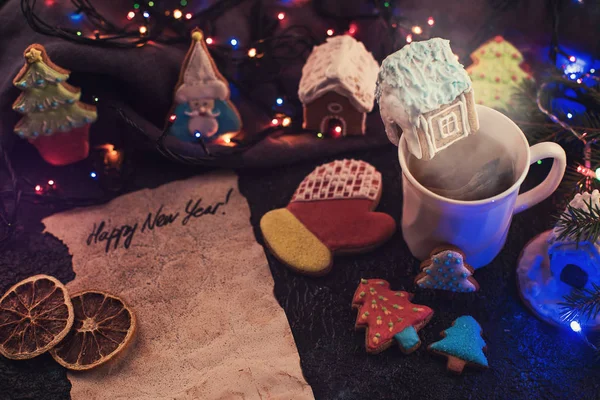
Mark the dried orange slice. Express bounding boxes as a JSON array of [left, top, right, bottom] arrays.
[[0, 275, 74, 360], [50, 291, 136, 370]]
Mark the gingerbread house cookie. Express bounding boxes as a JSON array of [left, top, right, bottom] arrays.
[[298, 35, 379, 136], [376, 38, 479, 160]]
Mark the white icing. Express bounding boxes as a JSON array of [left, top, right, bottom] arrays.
[[298, 35, 379, 113], [175, 37, 229, 103], [375, 38, 475, 157], [291, 159, 381, 202]]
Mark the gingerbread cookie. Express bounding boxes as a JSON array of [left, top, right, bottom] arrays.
[[467, 36, 532, 110], [260, 160, 396, 275], [415, 247, 479, 292], [376, 38, 479, 160], [12, 44, 97, 166], [428, 315, 488, 374], [352, 279, 434, 354], [298, 35, 379, 136], [167, 28, 242, 143]]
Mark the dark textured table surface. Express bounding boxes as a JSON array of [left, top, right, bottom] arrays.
[[1, 140, 599, 400]]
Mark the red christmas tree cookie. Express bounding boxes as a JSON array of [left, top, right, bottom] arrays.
[[352, 279, 434, 354], [260, 160, 396, 275]]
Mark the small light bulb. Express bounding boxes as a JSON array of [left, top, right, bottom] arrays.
[[139, 26, 148, 34], [317, 132, 324, 138], [577, 78, 582, 84], [76, 31, 82, 36], [537, 160, 542, 165], [428, 17, 435, 26], [173, 9, 182, 19], [205, 37, 213, 45], [326, 29, 334, 36], [93, 96, 99, 102], [276, 98, 284, 105], [143, 11, 150, 18], [406, 34, 412, 43], [248, 48, 257, 58], [569, 56, 576, 62], [230, 38, 238, 46], [148, 1, 154, 6], [90, 172, 97, 179], [195, 131, 202, 138], [348, 23, 357, 35], [282, 117, 291, 127], [567, 113, 573, 119], [570, 321, 582, 332], [595, 167, 600, 178], [35, 185, 42, 192], [224, 137, 231, 143], [271, 118, 279, 126], [169, 114, 177, 122], [334, 126, 342, 133], [185, 13, 192, 20], [591, 68, 596, 73], [277, 12, 285, 20], [127, 11, 136, 20], [412, 26, 423, 35], [48, 180, 55, 186], [570, 73, 576, 79]]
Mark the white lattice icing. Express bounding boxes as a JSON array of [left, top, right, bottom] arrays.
[[298, 35, 379, 113], [291, 159, 381, 202]]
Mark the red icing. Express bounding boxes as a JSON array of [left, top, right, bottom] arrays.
[[479, 73, 485, 78], [495, 52, 502, 58], [511, 75, 517, 81], [352, 279, 433, 353], [494, 77, 500, 82], [494, 36, 503, 43], [28, 125, 90, 166], [287, 199, 396, 252]]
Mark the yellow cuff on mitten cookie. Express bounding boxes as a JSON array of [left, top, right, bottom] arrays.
[[260, 208, 332, 275]]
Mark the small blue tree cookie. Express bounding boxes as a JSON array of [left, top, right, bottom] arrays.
[[428, 315, 488, 374], [415, 246, 479, 292]]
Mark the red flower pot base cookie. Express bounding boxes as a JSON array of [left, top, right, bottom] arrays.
[[352, 279, 434, 354], [260, 159, 396, 275]]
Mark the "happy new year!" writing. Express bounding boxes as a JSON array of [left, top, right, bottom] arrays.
[[86, 188, 233, 252]]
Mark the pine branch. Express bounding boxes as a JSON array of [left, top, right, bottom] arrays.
[[555, 198, 600, 243], [560, 283, 600, 322]]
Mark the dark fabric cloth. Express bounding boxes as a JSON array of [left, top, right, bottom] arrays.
[[2, 144, 599, 400]]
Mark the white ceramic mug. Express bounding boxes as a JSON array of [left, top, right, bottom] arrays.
[[398, 105, 567, 269]]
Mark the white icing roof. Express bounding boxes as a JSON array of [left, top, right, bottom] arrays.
[[298, 35, 379, 113], [550, 190, 600, 245], [376, 38, 472, 122]]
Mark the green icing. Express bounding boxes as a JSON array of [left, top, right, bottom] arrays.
[[376, 38, 472, 123], [394, 326, 420, 351], [429, 316, 488, 367]]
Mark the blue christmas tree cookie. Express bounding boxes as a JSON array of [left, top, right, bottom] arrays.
[[168, 28, 242, 144], [415, 246, 479, 292], [428, 315, 488, 374]]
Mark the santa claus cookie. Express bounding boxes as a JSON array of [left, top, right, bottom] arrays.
[[352, 279, 434, 354], [415, 247, 479, 292], [260, 159, 396, 275], [167, 28, 242, 142]]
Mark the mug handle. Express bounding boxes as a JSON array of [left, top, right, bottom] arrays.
[[514, 142, 567, 214]]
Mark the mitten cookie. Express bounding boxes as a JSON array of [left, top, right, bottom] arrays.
[[352, 279, 433, 354], [415, 247, 479, 292], [260, 160, 396, 275], [428, 315, 488, 374]]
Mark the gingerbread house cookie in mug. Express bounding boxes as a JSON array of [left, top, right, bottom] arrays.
[[376, 38, 479, 160]]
